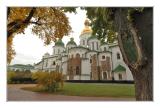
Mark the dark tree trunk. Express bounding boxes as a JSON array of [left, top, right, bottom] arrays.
[[114, 8, 153, 101], [131, 60, 153, 100]]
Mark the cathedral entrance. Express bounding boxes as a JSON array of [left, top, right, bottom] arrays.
[[69, 66, 74, 80], [103, 72, 107, 80]]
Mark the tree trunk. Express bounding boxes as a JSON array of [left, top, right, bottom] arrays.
[[114, 8, 153, 101], [131, 60, 153, 100]]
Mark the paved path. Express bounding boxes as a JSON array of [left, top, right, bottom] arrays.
[[7, 84, 135, 101]]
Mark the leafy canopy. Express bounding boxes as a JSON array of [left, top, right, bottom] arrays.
[[7, 7, 76, 64]]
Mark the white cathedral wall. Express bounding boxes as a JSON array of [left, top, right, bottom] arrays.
[[88, 39, 100, 51], [114, 72, 127, 80], [81, 59, 91, 80], [110, 45, 134, 81], [79, 33, 91, 47], [69, 48, 88, 58], [100, 44, 109, 52], [62, 62, 67, 75], [66, 44, 76, 52], [53, 46, 65, 55]]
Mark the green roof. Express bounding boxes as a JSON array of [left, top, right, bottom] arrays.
[[67, 38, 77, 46], [8, 64, 34, 70], [88, 35, 98, 41], [113, 65, 126, 72], [55, 39, 64, 47]]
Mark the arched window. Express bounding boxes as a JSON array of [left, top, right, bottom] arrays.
[[76, 66, 80, 75], [103, 72, 107, 80], [58, 49, 60, 54], [92, 42, 94, 50], [102, 55, 105, 59], [53, 61, 55, 65], [118, 74, 122, 80], [117, 53, 120, 59], [83, 40, 85, 45], [76, 53, 80, 58], [96, 42, 98, 50], [90, 59, 92, 63]]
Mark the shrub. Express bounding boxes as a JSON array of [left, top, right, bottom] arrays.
[[7, 71, 16, 83], [32, 71, 64, 92]]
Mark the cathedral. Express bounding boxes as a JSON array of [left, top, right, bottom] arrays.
[[34, 19, 134, 81]]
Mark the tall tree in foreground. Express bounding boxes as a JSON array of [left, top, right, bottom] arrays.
[[85, 7, 153, 101], [7, 7, 76, 64]]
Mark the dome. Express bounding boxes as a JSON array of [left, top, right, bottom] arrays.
[[55, 39, 64, 47], [67, 38, 77, 46], [81, 19, 92, 35]]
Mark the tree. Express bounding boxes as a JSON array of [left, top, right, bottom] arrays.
[[85, 7, 153, 101], [7, 7, 76, 64]]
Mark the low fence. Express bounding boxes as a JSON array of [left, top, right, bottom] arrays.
[[65, 80, 134, 84], [8, 78, 134, 84]]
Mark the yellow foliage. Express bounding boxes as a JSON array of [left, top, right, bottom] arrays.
[[7, 7, 72, 64], [7, 71, 16, 83], [32, 71, 64, 92]]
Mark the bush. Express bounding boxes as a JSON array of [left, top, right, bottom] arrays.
[[7, 71, 16, 83], [7, 70, 33, 84], [32, 71, 64, 92]]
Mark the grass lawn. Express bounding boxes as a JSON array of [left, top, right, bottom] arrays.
[[22, 83, 135, 98]]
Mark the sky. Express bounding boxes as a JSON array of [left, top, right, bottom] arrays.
[[11, 8, 87, 65]]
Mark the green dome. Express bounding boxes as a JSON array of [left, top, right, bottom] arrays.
[[88, 35, 98, 41], [67, 38, 77, 46], [55, 39, 64, 47]]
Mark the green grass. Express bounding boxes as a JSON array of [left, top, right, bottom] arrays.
[[22, 83, 135, 98]]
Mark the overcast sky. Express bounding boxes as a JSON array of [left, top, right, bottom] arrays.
[[11, 8, 87, 65]]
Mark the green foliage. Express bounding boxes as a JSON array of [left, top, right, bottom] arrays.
[[85, 7, 144, 44], [7, 71, 16, 83], [32, 71, 64, 92], [84, 7, 117, 43], [7, 70, 33, 84]]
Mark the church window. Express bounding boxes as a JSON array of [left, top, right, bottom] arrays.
[[53, 61, 55, 65], [58, 49, 60, 54], [76, 53, 80, 58], [103, 72, 107, 80], [96, 42, 98, 50], [46, 61, 48, 67], [104, 47, 106, 51], [118, 74, 122, 80], [102, 55, 105, 59], [76, 66, 80, 75], [90, 59, 92, 63], [92, 42, 94, 50], [117, 53, 120, 59], [83, 40, 85, 45]]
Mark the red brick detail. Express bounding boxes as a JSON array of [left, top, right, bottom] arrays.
[[100, 56, 112, 80], [67, 53, 81, 80], [91, 55, 99, 80]]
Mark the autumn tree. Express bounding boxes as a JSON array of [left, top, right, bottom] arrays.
[[7, 7, 76, 63], [85, 7, 153, 101]]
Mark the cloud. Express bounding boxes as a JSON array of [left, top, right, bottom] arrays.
[[11, 53, 40, 65]]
